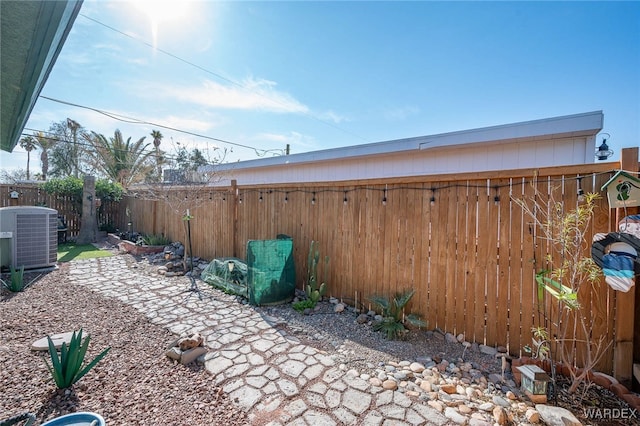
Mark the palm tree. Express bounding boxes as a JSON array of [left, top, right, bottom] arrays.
[[150, 129, 163, 180], [34, 131, 54, 180], [19, 136, 37, 180], [86, 130, 154, 188]]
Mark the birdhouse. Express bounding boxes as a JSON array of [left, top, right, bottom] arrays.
[[601, 171, 640, 209], [517, 364, 551, 396]]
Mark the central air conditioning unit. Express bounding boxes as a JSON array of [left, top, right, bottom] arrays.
[[0, 206, 58, 270]]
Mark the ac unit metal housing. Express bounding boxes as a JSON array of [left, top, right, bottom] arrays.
[[0, 206, 58, 270]]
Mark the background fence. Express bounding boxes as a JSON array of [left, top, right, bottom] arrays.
[[0, 184, 122, 239], [2, 151, 638, 379]]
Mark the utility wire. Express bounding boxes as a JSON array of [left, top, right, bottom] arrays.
[[38, 95, 284, 157], [21, 127, 226, 167], [79, 13, 371, 144]]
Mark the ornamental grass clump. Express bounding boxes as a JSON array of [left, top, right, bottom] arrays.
[[45, 329, 110, 389], [139, 233, 171, 246], [369, 289, 426, 340]]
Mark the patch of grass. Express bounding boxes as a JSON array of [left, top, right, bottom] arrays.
[[57, 243, 113, 262]]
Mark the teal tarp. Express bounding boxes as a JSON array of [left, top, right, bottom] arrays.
[[201, 237, 295, 305], [247, 238, 295, 305]]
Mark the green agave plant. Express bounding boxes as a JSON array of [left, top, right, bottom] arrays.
[[369, 289, 427, 340], [45, 329, 110, 389], [1, 265, 25, 292]]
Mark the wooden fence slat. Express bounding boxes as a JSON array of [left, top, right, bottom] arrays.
[[2, 159, 634, 377]]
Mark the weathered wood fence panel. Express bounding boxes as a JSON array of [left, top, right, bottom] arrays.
[[121, 161, 634, 376], [0, 184, 121, 239], [3, 155, 637, 377]]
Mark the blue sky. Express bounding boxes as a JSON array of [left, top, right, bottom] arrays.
[[6, 0, 640, 174]]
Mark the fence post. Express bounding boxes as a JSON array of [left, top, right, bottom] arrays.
[[231, 179, 238, 258], [613, 147, 639, 385]]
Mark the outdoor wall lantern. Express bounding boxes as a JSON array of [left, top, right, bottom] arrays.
[[517, 364, 551, 397], [595, 133, 613, 161]]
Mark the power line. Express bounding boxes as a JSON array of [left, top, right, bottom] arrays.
[[79, 13, 371, 144], [38, 95, 284, 157], [21, 127, 227, 169]]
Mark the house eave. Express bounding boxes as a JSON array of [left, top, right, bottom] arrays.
[[205, 110, 603, 173], [0, 0, 83, 153]]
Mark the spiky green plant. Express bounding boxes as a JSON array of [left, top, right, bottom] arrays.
[[140, 233, 171, 246], [1, 265, 25, 292], [292, 299, 316, 313], [305, 240, 329, 304], [369, 289, 426, 340], [45, 329, 110, 389]]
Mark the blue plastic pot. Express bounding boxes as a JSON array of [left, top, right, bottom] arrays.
[[40, 412, 105, 426]]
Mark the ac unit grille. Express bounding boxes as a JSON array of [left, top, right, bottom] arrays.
[[15, 213, 57, 268]]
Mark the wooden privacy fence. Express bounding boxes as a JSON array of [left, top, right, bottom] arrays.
[[2, 151, 636, 378], [123, 156, 640, 377], [0, 184, 122, 239]]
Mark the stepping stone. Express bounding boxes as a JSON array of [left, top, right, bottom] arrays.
[[31, 331, 76, 351]]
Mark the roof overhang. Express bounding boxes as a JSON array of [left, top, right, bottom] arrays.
[[1, 0, 83, 153]]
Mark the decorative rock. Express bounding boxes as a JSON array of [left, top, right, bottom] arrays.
[[410, 362, 425, 373], [178, 333, 203, 350], [591, 372, 613, 389], [492, 395, 510, 408], [488, 373, 503, 384], [609, 383, 630, 398], [535, 404, 582, 426], [456, 333, 465, 343], [356, 314, 368, 324], [492, 406, 508, 425], [479, 345, 497, 356], [428, 400, 444, 412], [440, 384, 457, 394], [334, 303, 345, 313], [31, 332, 75, 351], [420, 381, 432, 392], [180, 346, 207, 364], [478, 402, 494, 412], [394, 370, 408, 380], [525, 408, 540, 423], [524, 390, 547, 404], [369, 378, 382, 387], [444, 407, 468, 424], [506, 390, 516, 400], [165, 347, 181, 360], [468, 418, 492, 426], [458, 404, 472, 414], [445, 333, 458, 343], [382, 380, 398, 390]]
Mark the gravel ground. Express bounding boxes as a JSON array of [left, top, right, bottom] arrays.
[[0, 263, 248, 426], [1, 252, 637, 426], [255, 300, 502, 378]]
